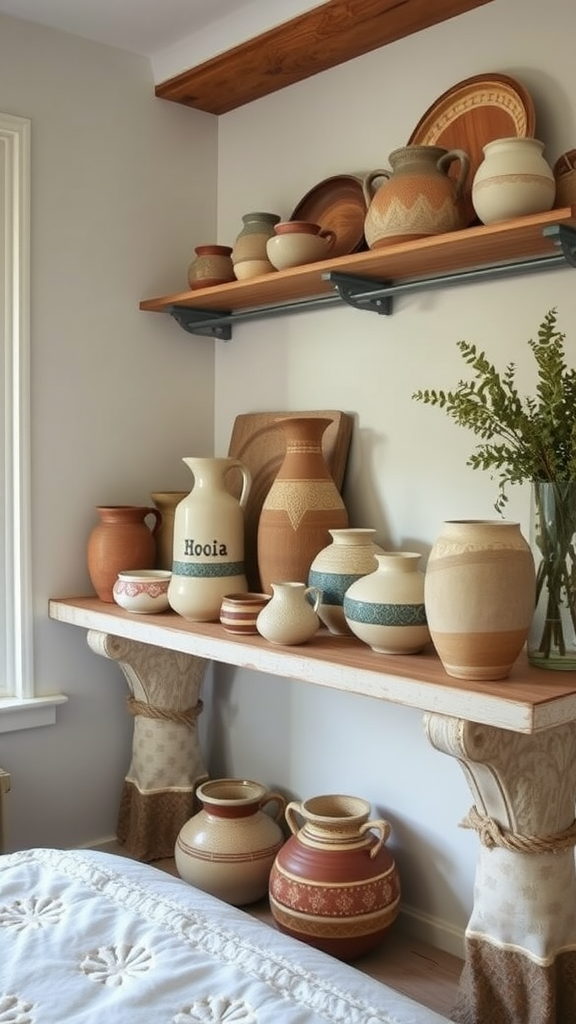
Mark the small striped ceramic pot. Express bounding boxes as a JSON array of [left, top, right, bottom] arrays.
[[219, 592, 271, 634]]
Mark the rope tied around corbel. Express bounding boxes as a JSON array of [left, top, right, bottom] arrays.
[[126, 697, 203, 728], [461, 804, 576, 854]]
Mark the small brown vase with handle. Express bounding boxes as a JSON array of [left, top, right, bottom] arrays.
[[363, 144, 470, 247], [87, 505, 162, 603]]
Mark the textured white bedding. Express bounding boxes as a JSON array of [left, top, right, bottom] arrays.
[[0, 848, 452, 1023]]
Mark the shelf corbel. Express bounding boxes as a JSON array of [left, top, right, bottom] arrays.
[[543, 223, 576, 266], [167, 305, 232, 340]]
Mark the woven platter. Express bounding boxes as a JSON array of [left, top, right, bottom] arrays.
[[408, 72, 536, 224]]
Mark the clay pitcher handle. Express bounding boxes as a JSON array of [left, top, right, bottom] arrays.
[[285, 800, 305, 836], [319, 228, 336, 256], [359, 817, 391, 858], [225, 459, 252, 509], [362, 168, 391, 206], [260, 790, 287, 824], [437, 148, 470, 201], [144, 507, 162, 537], [305, 585, 321, 613]]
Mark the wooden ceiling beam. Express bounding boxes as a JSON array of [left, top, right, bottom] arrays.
[[155, 0, 496, 115]]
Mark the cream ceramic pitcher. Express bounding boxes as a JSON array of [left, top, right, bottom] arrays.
[[168, 457, 251, 622]]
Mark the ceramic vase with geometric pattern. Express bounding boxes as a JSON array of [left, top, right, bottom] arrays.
[[257, 416, 349, 594], [343, 552, 429, 653], [308, 527, 379, 635], [269, 793, 400, 961]]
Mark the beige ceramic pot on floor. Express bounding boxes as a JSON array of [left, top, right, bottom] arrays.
[[174, 778, 286, 906]]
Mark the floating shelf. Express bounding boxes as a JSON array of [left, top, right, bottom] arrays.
[[139, 208, 576, 339]]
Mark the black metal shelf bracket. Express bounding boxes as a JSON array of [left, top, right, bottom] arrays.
[[325, 272, 393, 315], [167, 305, 232, 341], [543, 223, 576, 267], [165, 222, 576, 339]]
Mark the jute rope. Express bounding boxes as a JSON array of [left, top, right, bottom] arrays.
[[461, 804, 576, 854], [126, 697, 203, 728]]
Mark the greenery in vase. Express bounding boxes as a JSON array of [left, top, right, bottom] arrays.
[[412, 308, 576, 659]]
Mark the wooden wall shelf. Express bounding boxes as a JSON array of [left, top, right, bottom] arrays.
[[155, 0, 496, 115], [49, 596, 576, 734], [140, 209, 576, 338]]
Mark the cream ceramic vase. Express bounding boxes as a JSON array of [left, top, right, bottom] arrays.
[[168, 457, 251, 622], [150, 491, 188, 570], [269, 794, 400, 961], [471, 137, 555, 225], [175, 778, 286, 906], [363, 145, 470, 247], [308, 528, 379, 635], [343, 552, 430, 654], [424, 519, 536, 680], [231, 211, 280, 279], [256, 581, 321, 645]]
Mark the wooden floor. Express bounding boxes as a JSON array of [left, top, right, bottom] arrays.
[[100, 844, 462, 1019]]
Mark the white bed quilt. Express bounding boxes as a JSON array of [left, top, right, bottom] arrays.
[[0, 848, 452, 1024]]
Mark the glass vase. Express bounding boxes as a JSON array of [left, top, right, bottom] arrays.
[[528, 481, 576, 670]]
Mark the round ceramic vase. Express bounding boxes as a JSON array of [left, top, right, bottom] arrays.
[[256, 581, 321, 645], [168, 457, 251, 622], [175, 778, 286, 906], [87, 505, 161, 603], [424, 519, 536, 680], [471, 137, 555, 225], [231, 211, 280, 279], [343, 552, 429, 654], [308, 528, 379, 635], [269, 793, 400, 961], [257, 416, 349, 594], [187, 244, 235, 289]]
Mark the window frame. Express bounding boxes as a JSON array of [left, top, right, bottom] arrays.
[[0, 112, 66, 731]]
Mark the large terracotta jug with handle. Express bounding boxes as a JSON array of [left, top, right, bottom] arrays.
[[363, 144, 470, 247], [87, 505, 161, 603], [168, 457, 251, 622]]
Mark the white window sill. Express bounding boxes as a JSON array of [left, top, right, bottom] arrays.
[[0, 694, 68, 733]]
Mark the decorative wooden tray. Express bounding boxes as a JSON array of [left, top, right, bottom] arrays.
[[408, 72, 536, 224]]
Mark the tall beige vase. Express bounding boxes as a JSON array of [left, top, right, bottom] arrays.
[[424, 520, 536, 680], [168, 457, 251, 622], [150, 491, 188, 570]]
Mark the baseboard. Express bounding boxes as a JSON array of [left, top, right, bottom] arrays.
[[398, 903, 465, 961]]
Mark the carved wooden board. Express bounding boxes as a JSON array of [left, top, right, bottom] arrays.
[[227, 411, 353, 591]]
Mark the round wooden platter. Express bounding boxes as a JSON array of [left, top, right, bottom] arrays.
[[408, 72, 536, 224]]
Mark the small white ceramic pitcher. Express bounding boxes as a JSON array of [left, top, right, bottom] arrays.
[[256, 581, 321, 645]]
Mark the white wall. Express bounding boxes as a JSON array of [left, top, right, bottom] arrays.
[[212, 0, 576, 953], [0, 14, 217, 849]]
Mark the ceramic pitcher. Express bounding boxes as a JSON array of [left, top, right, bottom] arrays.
[[363, 144, 470, 247], [168, 457, 251, 622], [87, 505, 161, 603], [256, 581, 321, 645]]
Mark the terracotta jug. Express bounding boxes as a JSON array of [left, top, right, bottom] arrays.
[[168, 457, 251, 622], [363, 144, 470, 247], [87, 505, 161, 603], [256, 416, 349, 594], [269, 793, 401, 961], [424, 519, 536, 680], [175, 778, 286, 906]]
